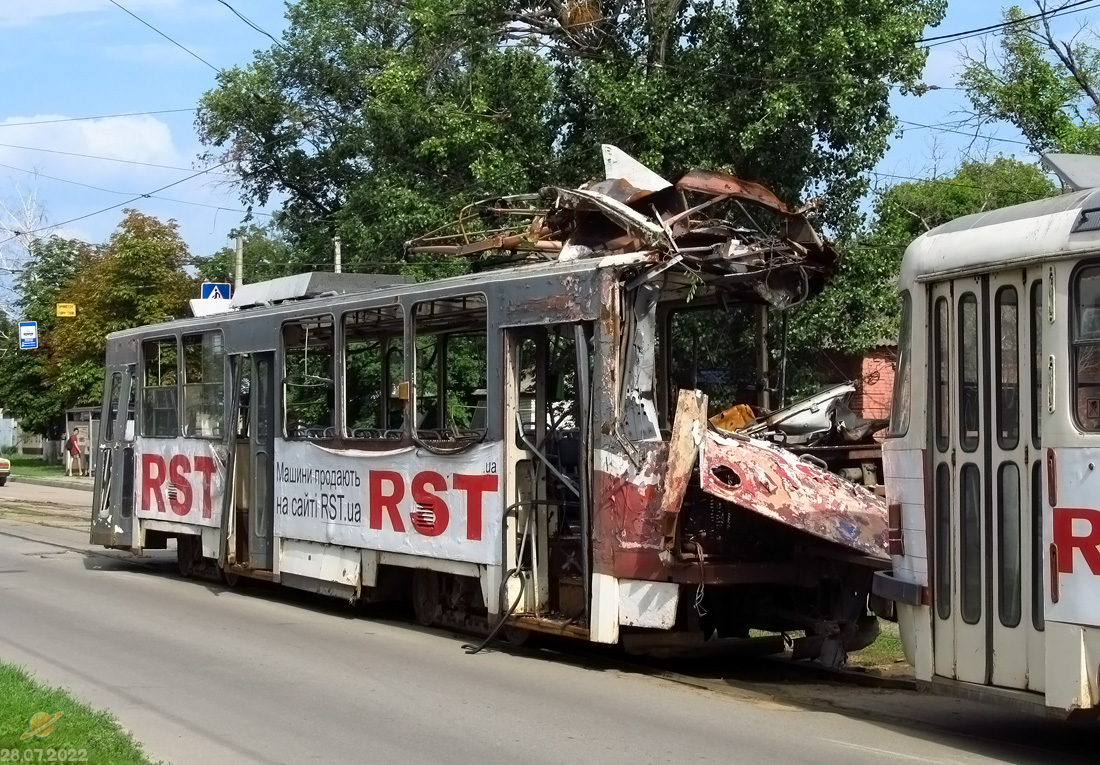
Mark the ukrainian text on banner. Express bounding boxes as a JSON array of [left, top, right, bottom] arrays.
[[274, 440, 503, 565]]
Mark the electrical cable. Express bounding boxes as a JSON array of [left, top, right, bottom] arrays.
[[0, 109, 197, 128], [0, 141, 235, 175], [916, 0, 1099, 46], [108, 0, 221, 72], [463, 504, 533, 654], [896, 119, 1032, 148], [0, 160, 269, 216], [0, 161, 232, 247], [215, 0, 288, 51]]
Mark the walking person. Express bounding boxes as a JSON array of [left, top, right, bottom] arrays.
[[65, 428, 84, 477]]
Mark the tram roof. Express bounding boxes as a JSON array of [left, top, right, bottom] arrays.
[[105, 253, 625, 343], [900, 186, 1100, 284]]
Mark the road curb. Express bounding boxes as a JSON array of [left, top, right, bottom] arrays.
[[8, 475, 94, 492]]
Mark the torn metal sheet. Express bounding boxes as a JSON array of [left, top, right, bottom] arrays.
[[544, 186, 669, 247], [658, 390, 708, 555], [404, 146, 838, 311], [698, 430, 889, 561], [602, 144, 672, 192]]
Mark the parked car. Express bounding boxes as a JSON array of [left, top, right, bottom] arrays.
[[0, 446, 9, 486]]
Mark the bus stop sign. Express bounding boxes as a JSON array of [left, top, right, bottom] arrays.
[[18, 321, 37, 350]]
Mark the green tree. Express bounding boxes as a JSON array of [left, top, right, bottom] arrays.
[[194, 223, 311, 284], [49, 211, 195, 410], [0, 213, 196, 435], [790, 156, 1059, 355], [960, 1, 1100, 154], [198, 0, 947, 262], [0, 236, 90, 436]]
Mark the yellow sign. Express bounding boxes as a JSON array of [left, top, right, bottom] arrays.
[[21, 711, 63, 740], [56, 303, 76, 317]]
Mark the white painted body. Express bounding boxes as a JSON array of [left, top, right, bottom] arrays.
[[887, 188, 1100, 712]]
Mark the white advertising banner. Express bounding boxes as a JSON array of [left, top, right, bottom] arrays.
[[274, 440, 504, 565], [134, 437, 226, 528]]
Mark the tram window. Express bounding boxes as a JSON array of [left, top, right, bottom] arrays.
[[933, 297, 949, 451], [960, 463, 983, 625], [888, 291, 913, 437], [997, 462, 1022, 628], [106, 372, 137, 442], [413, 295, 488, 441], [959, 293, 980, 451], [182, 331, 225, 439], [935, 463, 951, 621], [996, 287, 1019, 450], [1031, 282, 1042, 449], [668, 305, 757, 417], [344, 305, 405, 440], [283, 316, 335, 439], [105, 372, 123, 441], [1032, 461, 1045, 632], [141, 338, 179, 438], [1072, 264, 1100, 430], [236, 356, 252, 439]]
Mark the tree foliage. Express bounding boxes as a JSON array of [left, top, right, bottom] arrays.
[[198, 0, 947, 264], [193, 223, 309, 284], [790, 156, 1059, 354], [0, 212, 194, 436], [960, 1, 1100, 154]]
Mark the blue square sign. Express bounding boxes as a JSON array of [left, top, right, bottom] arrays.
[[18, 321, 37, 350], [201, 282, 232, 300]]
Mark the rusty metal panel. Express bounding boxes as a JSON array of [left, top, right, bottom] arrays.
[[675, 169, 795, 214], [492, 270, 603, 327], [699, 430, 889, 561], [658, 389, 708, 554]]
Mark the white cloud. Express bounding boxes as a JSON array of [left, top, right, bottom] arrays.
[[0, 0, 182, 26], [0, 114, 192, 180]]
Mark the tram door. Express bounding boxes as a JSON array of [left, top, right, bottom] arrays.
[[91, 366, 136, 548], [930, 273, 1044, 691], [246, 353, 276, 569]]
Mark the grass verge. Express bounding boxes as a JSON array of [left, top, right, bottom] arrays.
[[3, 456, 67, 478], [0, 661, 158, 764], [847, 619, 906, 670]]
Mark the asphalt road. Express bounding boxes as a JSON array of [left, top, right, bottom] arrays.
[[0, 487, 1094, 764]]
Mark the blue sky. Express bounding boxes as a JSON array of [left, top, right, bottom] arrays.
[[0, 0, 1084, 271]]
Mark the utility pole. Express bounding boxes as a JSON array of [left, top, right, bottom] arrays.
[[234, 236, 244, 290], [334, 236, 342, 274]]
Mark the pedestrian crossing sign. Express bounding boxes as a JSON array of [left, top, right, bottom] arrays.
[[201, 283, 231, 300]]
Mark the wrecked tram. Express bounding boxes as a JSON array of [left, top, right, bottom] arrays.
[[91, 150, 888, 664]]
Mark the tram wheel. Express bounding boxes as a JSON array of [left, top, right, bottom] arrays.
[[176, 535, 197, 578], [502, 624, 531, 647], [411, 570, 442, 627], [221, 566, 241, 588]]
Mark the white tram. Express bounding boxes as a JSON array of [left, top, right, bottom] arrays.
[[877, 155, 1100, 714]]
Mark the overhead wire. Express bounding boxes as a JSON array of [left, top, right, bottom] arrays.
[[214, 0, 288, 51], [916, 0, 1100, 47], [0, 109, 197, 128], [107, 0, 221, 72], [0, 141, 234, 176], [0, 161, 232, 248], [0, 161, 271, 217], [896, 119, 1033, 148]]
